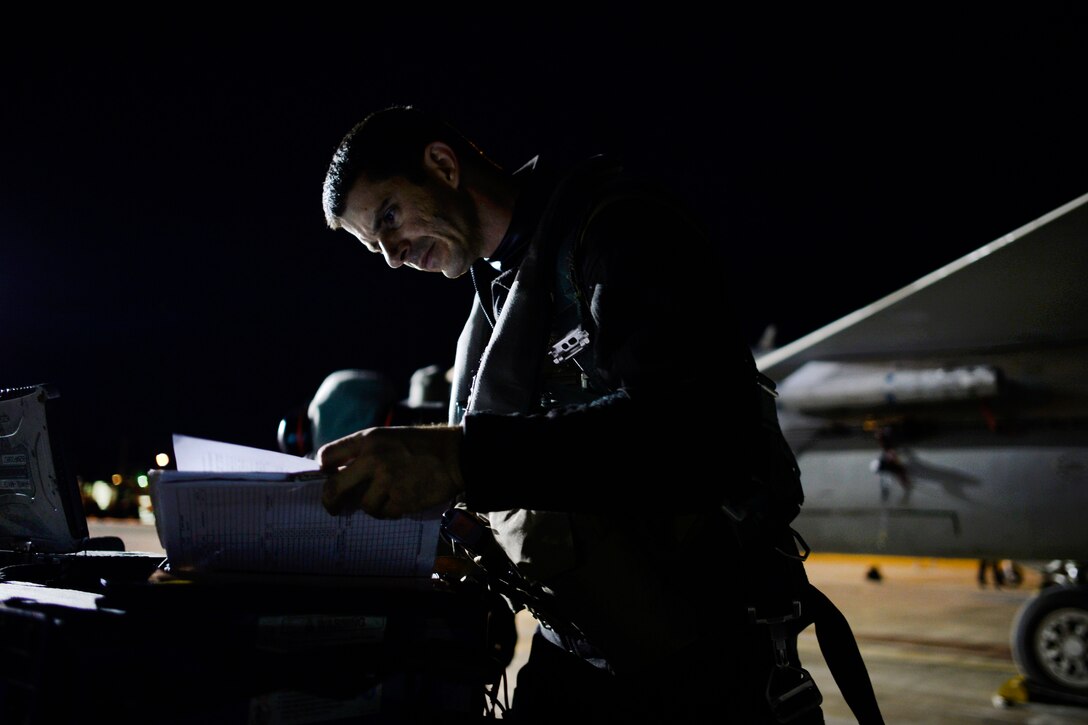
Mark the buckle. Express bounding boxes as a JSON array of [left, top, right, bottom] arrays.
[[549, 326, 590, 364], [750, 602, 823, 722]]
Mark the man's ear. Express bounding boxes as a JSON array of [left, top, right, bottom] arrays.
[[423, 141, 459, 188]]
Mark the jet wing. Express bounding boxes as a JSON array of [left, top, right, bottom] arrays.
[[753, 191, 1088, 563], [756, 191, 1088, 384]]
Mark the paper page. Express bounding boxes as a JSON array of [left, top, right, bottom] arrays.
[[172, 434, 319, 473], [153, 436, 442, 578]]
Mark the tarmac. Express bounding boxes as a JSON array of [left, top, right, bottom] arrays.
[[90, 518, 1088, 724]]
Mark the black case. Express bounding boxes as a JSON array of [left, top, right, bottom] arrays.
[[0, 574, 511, 724]]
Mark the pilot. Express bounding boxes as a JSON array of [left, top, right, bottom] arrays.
[[314, 105, 858, 723]]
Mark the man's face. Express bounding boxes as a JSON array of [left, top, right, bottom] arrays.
[[338, 166, 483, 279]]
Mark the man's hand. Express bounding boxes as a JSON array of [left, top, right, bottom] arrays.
[[317, 425, 465, 519]]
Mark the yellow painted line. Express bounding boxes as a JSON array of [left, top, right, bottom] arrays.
[[805, 552, 981, 569]]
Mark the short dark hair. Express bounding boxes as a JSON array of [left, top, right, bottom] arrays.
[[322, 105, 494, 229]]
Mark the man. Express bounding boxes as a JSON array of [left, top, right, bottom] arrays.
[[317, 105, 832, 723]]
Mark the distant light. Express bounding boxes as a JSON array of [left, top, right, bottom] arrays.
[[137, 494, 155, 525], [155, 452, 170, 467], [91, 480, 114, 511], [111, 473, 122, 485], [137, 474, 149, 488]]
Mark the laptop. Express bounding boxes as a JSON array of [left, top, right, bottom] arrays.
[[0, 383, 164, 590]]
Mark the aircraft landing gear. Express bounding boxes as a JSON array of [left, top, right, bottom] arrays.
[[1003, 574, 1088, 708]]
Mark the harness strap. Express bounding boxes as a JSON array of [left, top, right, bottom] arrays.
[[803, 583, 886, 724]]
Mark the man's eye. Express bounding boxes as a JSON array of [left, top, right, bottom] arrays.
[[383, 207, 397, 226]]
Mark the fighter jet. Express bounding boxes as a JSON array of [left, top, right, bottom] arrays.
[[756, 191, 1088, 701]]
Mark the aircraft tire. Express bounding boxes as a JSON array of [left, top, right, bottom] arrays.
[[1011, 584, 1088, 694]]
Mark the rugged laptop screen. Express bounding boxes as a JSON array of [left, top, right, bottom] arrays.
[[0, 384, 89, 554]]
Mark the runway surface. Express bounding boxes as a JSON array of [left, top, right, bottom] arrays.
[[90, 518, 1088, 723], [755, 555, 1085, 724]]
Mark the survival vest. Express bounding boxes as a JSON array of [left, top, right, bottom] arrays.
[[535, 158, 883, 724]]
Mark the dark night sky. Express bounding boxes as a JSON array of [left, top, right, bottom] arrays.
[[3, 8, 1087, 479]]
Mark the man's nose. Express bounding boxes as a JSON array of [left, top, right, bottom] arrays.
[[379, 237, 408, 268]]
